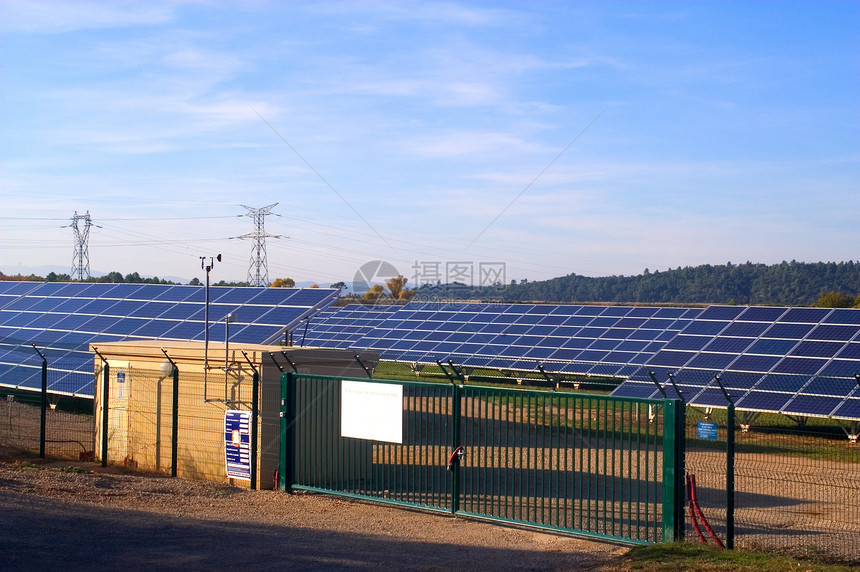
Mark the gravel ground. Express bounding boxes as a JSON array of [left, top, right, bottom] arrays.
[[0, 457, 630, 571]]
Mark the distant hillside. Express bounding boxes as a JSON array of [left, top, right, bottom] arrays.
[[418, 261, 860, 306]]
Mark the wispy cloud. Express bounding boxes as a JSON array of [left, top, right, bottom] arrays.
[[0, 1, 175, 34]]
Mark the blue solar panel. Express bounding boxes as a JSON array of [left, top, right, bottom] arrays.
[[663, 335, 712, 351], [772, 357, 826, 375], [697, 306, 746, 321], [729, 354, 781, 372], [800, 376, 858, 396], [807, 324, 860, 341], [687, 352, 737, 369], [754, 374, 810, 392], [789, 341, 844, 358], [832, 399, 860, 421], [681, 320, 730, 336], [747, 338, 798, 355], [648, 350, 693, 367], [779, 308, 830, 323], [762, 322, 815, 339], [703, 337, 754, 353], [780, 395, 840, 416], [735, 391, 794, 412], [737, 306, 788, 321], [721, 321, 770, 337], [824, 309, 860, 325]]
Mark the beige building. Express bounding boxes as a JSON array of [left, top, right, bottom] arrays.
[[90, 340, 378, 489]]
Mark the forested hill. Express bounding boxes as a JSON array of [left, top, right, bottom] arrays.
[[421, 261, 860, 306]]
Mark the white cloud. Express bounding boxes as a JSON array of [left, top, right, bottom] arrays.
[[0, 0, 175, 34]]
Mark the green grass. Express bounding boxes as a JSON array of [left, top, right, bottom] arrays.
[[58, 465, 89, 474], [607, 543, 857, 571]]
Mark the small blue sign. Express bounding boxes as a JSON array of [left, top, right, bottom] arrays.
[[697, 421, 719, 440], [224, 410, 252, 481]]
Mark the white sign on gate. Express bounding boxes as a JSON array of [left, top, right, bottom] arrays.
[[341, 380, 403, 444]]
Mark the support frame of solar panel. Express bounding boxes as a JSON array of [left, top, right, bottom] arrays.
[[0, 282, 339, 397]]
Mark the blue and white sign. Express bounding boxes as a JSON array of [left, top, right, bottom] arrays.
[[697, 421, 719, 440], [224, 410, 252, 480]]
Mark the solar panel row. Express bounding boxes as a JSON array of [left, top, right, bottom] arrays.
[[611, 305, 860, 421], [299, 302, 702, 377], [0, 282, 338, 396], [298, 301, 860, 422]]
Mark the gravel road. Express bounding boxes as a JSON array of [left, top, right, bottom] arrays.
[[0, 458, 629, 571]]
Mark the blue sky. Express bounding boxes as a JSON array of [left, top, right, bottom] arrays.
[[1, 1, 858, 290]]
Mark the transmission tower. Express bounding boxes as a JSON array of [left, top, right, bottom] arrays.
[[67, 211, 94, 281], [236, 203, 281, 286]]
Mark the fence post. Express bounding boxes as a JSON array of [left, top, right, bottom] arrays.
[[93, 349, 110, 468], [662, 398, 686, 542], [712, 373, 735, 550], [31, 345, 48, 458], [251, 369, 259, 490], [279, 372, 295, 492], [451, 382, 462, 514]]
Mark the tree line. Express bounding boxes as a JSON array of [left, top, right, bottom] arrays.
[[416, 261, 860, 307]]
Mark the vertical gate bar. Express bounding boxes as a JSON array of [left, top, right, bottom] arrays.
[[505, 393, 512, 520], [577, 396, 583, 532], [451, 382, 461, 514], [527, 395, 533, 523], [564, 396, 571, 530], [519, 393, 525, 522], [611, 399, 617, 537], [587, 397, 593, 533], [602, 397, 608, 535]]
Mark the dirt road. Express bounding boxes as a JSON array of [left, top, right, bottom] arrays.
[[0, 459, 629, 571]]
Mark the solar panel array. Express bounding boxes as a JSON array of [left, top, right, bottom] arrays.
[[611, 305, 860, 421], [300, 302, 704, 376], [300, 301, 860, 422], [0, 282, 338, 397]]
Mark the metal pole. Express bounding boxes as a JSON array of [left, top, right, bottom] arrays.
[[241, 350, 259, 490], [713, 374, 735, 549], [32, 345, 47, 458], [162, 349, 179, 478], [204, 259, 210, 398], [93, 347, 110, 468], [251, 370, 259, 490], [451, 382, 462, 514]]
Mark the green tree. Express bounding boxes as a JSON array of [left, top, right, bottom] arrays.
[[814, 291, 854, 308]]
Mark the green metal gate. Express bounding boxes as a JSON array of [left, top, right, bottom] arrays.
[[279, 374, 685, 545]]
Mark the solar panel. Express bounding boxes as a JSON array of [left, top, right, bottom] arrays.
[[0, 282, 339, 397]]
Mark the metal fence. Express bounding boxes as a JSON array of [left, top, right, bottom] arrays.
[[685, 407, 860, 561], [279, 373, 685, 545], [0, 365, 95, 462]]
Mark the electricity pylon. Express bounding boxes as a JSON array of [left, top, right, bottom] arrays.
[[236, 203, 280, 286], [67, 211, 95, 281]]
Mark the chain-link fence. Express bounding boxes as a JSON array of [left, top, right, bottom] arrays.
[[685, 406, 860, 561], [0, 367, 94, 461]]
